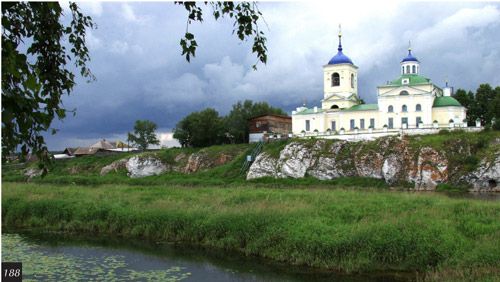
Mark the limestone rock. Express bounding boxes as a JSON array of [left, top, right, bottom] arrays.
[[353, 144, 384, 179], [382, 154, 402, 185], [24, 167, 42, 181], [408, 147, 448, 190], [184, 151, 238, 174], [466, 155, 500, 192], [100, 159, 128, 175], [184, 152, 208, 174], [247, 152, 281, 179], [246, 137, 500, 191], [174, 152, 186, 162], [69, 165, 83, 175], [280, 142, 318, 178], [126, 155, 169, 178]]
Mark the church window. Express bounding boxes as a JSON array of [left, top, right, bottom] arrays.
[[331, 105, 339, 109], [399, 90, 409, 96], [351, 73, 354, 88], [305, 120, 310, 132], [402, 117, 408, 127], [388, 105, 394, 113], [360, 119, 365, 129], [332, 73, 340, 87], [416, 117, 422, 125], [350, 119, 355, 130], [416, 104, 422, 111], [412, 65, 416, 73], [406, 65, 410, 73], [402, 104, 408, 112], [331, 121, 336, 131], [402, 66, 404, 74], [388, 118, 394, 129], [370, 118, 375, 128]]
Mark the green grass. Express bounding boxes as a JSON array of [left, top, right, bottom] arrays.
[[2, 182, 500, 280]]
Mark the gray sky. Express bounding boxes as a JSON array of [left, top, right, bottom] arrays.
[[43, 1, 500, 150]]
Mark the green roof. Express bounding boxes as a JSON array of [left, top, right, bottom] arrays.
[[295, 108, 324, 115], [432, 96, 463, 107], [382, 74, 432, 87], [341, 104, 379, 112]]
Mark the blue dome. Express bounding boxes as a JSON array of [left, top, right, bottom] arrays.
[[328, 50, 353, 65], [328, 35, 354, 65], [402, 50, 419, 62]]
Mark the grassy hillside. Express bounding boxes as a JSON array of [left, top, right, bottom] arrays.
[[2, 130, 500, 188]]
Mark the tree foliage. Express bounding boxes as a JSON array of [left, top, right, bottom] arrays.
[[174, 100, 287, 147], [224, 100, 287, 144], [1, 2, 95, 172], [127, 120, 161, 151], [453, 84, 500, 127], [175, 1, 267, 70], [173, 108, 225, 148]]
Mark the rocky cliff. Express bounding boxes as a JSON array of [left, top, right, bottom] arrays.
[[247, 135, 500, 191], [98, 146, 246, 178]]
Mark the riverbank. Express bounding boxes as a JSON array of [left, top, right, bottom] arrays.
[[2, 182, 500, 280]]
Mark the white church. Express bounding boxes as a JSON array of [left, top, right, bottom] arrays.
[[291, 30, 467, 137]]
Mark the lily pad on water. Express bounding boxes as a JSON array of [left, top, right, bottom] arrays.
[[2, 233, 189, 281]]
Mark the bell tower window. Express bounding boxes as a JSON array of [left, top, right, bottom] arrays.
[[351, 73, 354, 88], [406, 65, 410, 74], [332, 73, 340, 87]]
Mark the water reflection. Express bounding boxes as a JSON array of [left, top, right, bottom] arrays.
[[2, 230, 416, 282], [442, 192, 500, 201]]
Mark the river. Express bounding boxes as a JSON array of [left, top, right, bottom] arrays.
[[2, 229, 416, 281]]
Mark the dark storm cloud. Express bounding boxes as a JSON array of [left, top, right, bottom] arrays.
[[43, 2, 500, 150]]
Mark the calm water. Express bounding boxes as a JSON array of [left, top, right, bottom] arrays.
[[443, 192, 500, 201], [2, 230, 416, 282]]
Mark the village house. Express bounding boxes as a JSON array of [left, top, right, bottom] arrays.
[[248, 114, 292, 142], [59, 139, 138, 158]]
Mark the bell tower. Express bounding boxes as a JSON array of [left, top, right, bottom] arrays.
[[321, 26, 359, 110], [323, 25, 358, 100]]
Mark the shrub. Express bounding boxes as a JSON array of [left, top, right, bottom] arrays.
[[439, 129, 450, 135], [494, 121, 500, 131]]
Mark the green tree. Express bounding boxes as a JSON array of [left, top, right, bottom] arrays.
[[176, 2, 267, 70], [453, 89, 478, 124], [127, 120, 160, 150], [224, 100, 287, 144], [173, 108, 225, 148], [1, 2, 95, 172], [489, 87, 500, 130], [475, 84, 497, 125]]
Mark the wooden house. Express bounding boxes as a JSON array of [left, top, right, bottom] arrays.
[[248, 114, 292, 142]]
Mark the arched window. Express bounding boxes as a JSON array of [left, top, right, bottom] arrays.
[[388, 105, 394, 113], [399, 90, 409, 96], [416, 104, 422, 111], [402, 105, 407, 112], [331, 105, 339, 109], [331, 73, 340, 87], [412, 65, 416, 73], [351, 73, 354, 88], [406, 65, 410, 74], [402, 66, 404, 74]]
